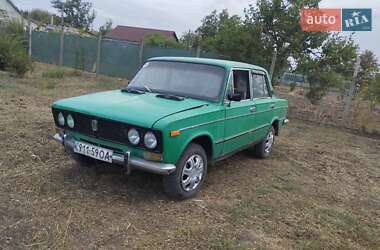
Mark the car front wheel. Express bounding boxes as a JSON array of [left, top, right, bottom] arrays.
[[163, 143, 207, 199]]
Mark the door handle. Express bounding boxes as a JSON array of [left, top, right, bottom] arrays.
[[271, 104, 276, 109], [250, 106, 257, 113]]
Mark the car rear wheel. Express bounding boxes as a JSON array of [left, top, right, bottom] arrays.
[[252, 126, 275, 159], [163, 143, 207, 199]]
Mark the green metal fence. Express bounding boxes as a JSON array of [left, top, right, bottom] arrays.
[[31, 31, 225, 80]]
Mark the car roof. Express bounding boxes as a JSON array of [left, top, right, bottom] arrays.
[[148, 57, 268, 73]]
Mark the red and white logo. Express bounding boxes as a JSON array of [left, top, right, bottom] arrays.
[[300, 8, 342, 32]]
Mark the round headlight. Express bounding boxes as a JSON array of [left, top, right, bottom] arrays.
[[128, 128, 140, 145], [67, 114, 75, 128], [144, 132, 157, 149], [58, 112, 65, 126]]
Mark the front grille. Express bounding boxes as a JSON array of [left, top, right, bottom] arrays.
[[52, 108, 162, 152]]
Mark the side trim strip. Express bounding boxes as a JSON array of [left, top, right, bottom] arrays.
[[178, 106, 287, 132], [216, 123, 270, 144], [226, 107, 287, 121], [179, 118, 225, 132]]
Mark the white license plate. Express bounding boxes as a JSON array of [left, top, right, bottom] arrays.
[[74, 141, 113, 163]]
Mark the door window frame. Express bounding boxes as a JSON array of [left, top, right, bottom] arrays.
[[224, 68, 253, 103], [251, 70, 272, 99]]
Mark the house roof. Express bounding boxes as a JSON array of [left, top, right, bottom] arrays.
[[5, 0, 21, 14], [104, 25, 178, 42]]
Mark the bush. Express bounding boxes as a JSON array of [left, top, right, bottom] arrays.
[[42, 67, 81, 78], [0, 35, 32, 77], [0, 21, 31, 77]]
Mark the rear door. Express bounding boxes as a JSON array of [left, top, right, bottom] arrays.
[[250, 71, 274, 140]]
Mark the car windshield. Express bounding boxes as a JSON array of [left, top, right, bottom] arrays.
[[127, 61, 226, 101]]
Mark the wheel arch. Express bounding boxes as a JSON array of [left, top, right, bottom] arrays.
[[271, 117, 280, 136], [178, 132, 215, 162], [189, 135, 213, 160]]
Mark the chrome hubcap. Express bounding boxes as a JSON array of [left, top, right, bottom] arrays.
[[181, 154, 204, 192], [264, 130, 274, 153]]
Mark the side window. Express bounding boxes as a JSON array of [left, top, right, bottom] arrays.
[[252, 73, 269, 98], [228, 70, 250, 100]]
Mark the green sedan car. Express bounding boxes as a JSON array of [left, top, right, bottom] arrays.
[[52, 57, 288, 199]]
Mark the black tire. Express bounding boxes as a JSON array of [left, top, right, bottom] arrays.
[[252, 127, 275, 159], [163, 143, 208, 199]]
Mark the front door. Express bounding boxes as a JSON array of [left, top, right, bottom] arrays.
[[223, 69, 256, 154]]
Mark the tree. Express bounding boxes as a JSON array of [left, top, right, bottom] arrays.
[[358, 50, 378, 88], [28, 9, 53, 24], [0, 21, 32, 77], [51, 0, 96, 31], [143, 34, 184, 49], [180, 30, 199, 49], [358, 51, 379, 108], [244, 0, 328, 83], [193, 1, 329, 84], [297, 34, 359, 104], [99, 19, 113, 36]]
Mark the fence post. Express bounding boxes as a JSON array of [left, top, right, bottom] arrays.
[[139, 40, 144, 67], [59, 7, 65, 65], [269, 48, 277, 80], [343, 55, 361, 121], [96, 34, 102, 76], [28, 21, 32, 58], [196, 45, 201, 58]]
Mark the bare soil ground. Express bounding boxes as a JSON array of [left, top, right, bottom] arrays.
[[0, 64, 379, 249]]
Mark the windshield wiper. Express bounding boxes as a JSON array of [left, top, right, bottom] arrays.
[[141, 84, 152, 93], [156, 94, 185, 101], [121, 87, 145, 94]]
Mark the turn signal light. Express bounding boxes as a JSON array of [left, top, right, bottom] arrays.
[[144, 152, 162, 161], [170, 130, 181, 137]]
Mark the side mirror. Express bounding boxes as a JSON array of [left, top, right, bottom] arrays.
[[228, 93, 242, 102]]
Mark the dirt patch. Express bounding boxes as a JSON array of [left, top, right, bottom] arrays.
[[0, 64, 379, 249]]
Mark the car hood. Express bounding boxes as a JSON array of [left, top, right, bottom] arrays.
[[52, 90, 209, 128]]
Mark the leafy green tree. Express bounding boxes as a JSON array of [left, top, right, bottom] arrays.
[[143, 34, 184, 49], [0, 21, 32, 77], [51, 0, 96, 31], [358, 50, 378, 88], [244, 0, 328, 83], [297, 35, 359, 104], [360, 75, 380, 108], [358, 51, 379, 108], [99, 19, 113, 36], [180, 30, 199, 49], [28, 9, 53, 24], [193, 1, 329, 84]]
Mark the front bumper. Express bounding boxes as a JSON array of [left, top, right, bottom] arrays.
[[53, 133, 176, 175]]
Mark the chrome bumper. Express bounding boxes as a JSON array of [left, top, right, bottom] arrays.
[[53, 133, 176, 175]]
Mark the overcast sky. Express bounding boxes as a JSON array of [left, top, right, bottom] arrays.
[[13, 0, 380, 58]]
